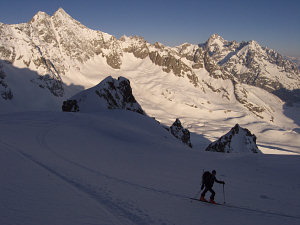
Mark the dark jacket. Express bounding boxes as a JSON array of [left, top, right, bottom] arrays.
[[206, 174, 223, 188]]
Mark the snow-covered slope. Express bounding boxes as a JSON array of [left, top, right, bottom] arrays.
[[286, 56, 300, 69], [0, 110, 299, 225], [0, 8, 300, 155]]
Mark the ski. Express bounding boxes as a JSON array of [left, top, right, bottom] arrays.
[[190, 198, 222, 205], [190, 198, 300, 219]]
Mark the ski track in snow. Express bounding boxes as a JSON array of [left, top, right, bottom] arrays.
[[4, 114, 156, 225], [0, 139, 153, 225], [37, 122, 186, 198], [3, 136, 299, 225], [190, 198, 300, 220]]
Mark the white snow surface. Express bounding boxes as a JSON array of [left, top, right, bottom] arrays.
[[1, 110, 300, 225]]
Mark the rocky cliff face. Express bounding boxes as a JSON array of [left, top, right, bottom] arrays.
[[205, 124, 260, 153], [169, 118, 192, 148], [66, 76, 145, 114], [178, 34, 300, 97], [1, 8, 299, 116], [62, 99, 79, 112], [0, 62, 13, 100]]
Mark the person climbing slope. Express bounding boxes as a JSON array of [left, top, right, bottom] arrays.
[[200, 170, 225, 204]]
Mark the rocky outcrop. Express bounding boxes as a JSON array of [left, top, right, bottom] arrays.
[[205, 124, 260, 153], [232, 80, 265, 119], [94, 76, 145, 114], [148, 51, 199, 86], [66, 76, 145, 115], [62, 100, 79, 112], [0, 63, 13, 100], [169, 118, 192, 148], [121, 36, 149, 59]]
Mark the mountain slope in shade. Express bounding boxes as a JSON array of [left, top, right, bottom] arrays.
[[0, 111, 299, 225]]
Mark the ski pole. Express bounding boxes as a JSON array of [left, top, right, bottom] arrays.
[[223, 183, 226, 204], [193, 187, 202, 199]]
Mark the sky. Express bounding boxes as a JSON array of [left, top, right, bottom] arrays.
[[1, 0, 300, 57]]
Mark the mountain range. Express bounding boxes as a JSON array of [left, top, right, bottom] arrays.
[[0, 8, 299, 153]]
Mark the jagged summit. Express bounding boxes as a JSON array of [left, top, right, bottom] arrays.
[[54, 7, 69, 15], [30, 8, 77, 25], [65, 76, 145, 115], [52, 8, 73, 20], [205, 124, 261, 153], [30, 10, 50, 23], [169, 118, 192, 148], [208, 33, 224, 41], [206, 34, 226, 44]]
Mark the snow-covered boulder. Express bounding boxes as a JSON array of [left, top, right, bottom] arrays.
[[170, 118, 192, 148], [205, 124, 260, 153], [65, 76, 145, 114]]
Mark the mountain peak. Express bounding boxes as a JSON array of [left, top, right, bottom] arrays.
[[206, 34, 226, 51], [30, 11, 50, 23], [205, 124, 261, 153], [247, 40, 261, 49], [52, 8, 72, 20], [30, 8, 72, 24], [53, 8, 68, 15], [208, 33, 225, 42]]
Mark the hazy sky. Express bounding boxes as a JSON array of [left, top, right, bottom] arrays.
[[1, 0, 300, 57]]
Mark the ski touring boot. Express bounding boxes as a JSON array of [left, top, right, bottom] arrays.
[[200, 196, 208, 202], [209, 199, 217, 204]]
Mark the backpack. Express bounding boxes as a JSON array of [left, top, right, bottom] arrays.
[[202, 171, 211, 186]]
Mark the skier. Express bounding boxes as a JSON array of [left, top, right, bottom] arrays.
[[200, 170, 225, 204]]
